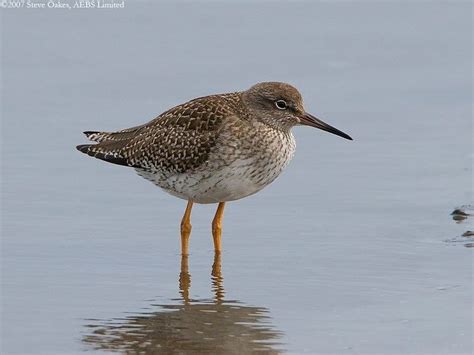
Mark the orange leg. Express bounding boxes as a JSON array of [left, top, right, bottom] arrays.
[[212, 202, 226, 253], [180, 200, 193, 255]]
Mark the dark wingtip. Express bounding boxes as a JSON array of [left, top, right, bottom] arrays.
[[75, 143, 131, 167], [76, 144, 91, 153]]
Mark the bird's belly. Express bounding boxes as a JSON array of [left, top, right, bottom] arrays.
[[178, 164, 266, 203], [136, 161, 278, 204], [135, 131, 296, 204], [136, 152, 294, 204]]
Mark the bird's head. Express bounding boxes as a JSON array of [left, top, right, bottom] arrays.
[[242, 82, 352, 140]]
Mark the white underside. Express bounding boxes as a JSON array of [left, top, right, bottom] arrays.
[[136, 158, 280, 204], [135, 128, 296, 204], [164, 172, 263, 203]]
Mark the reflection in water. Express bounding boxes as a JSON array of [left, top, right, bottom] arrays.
[[83, 254, 283, 354]]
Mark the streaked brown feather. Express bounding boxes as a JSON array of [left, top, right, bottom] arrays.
[[77, 92, 248, 174], [84, 124, 147, 143]]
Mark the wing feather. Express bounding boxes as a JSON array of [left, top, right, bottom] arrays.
[[77, 93, 244, 174]]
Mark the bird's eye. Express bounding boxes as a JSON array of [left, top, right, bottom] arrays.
[[275, 100, 287, 110]]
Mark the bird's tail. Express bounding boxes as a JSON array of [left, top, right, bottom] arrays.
[[77, 124, 149, 167], [76, 138, 131, 167]]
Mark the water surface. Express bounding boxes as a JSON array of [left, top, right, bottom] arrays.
[[2, 1, 472, 354]]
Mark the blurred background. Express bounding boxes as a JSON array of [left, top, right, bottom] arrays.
[[1, 1, 472, 354]]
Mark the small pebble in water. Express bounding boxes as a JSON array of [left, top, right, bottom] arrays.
[[451, 209, 470, 217], [451, 205, 473, 223]]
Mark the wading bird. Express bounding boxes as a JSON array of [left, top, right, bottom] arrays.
[[77, 82, 352, 255]]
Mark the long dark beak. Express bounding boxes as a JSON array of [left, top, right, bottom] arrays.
[[299, 112, 353, 140]]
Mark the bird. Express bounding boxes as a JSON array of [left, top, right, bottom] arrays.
[[77, 82, 352, 255]]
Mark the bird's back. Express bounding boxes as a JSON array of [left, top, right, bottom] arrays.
[[77, 92, 245, 175]]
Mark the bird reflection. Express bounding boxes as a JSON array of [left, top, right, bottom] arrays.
[[83, 253, 283, 354]]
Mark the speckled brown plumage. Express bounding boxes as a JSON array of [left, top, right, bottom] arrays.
[[77, 82, 352, 254], [77, 82, 352, 205], [78, 93, 246, 174]]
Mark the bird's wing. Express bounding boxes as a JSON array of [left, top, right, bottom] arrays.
[[83, 124, 147, 143], [77, 94, 241, 174]]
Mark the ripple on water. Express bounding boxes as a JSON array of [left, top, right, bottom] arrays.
[[82, 254, 284, 354]]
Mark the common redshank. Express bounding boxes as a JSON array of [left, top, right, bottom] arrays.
[[77, 82, 352, 255]]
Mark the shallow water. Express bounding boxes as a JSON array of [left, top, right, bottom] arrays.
[[2, 2, 472, 354], [82, 254, 283, 354]]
